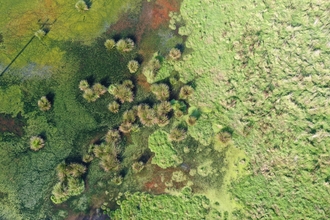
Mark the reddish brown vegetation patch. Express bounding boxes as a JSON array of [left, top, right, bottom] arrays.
[[137, 74, 151, 91], [151, 0, 179, 29], [0, 114, 24, 136]]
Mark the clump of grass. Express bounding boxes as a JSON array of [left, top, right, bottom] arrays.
[[30, 136, 45, 151]]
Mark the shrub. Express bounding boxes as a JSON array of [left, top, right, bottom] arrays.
[[38, 96, 51, 111], [30, 136, 45, 151], [104, 39, 116, 50], [127, 60, 139, 73], [186, 116, 197, 126]]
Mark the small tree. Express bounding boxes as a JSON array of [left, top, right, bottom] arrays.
[[169, 128, 187, 142], [108, 101, 120, 113], [30, 136, 45, 151], [169, 48, 181, 60], [104, 39, 116, 50], [38, 96, 51, 111], [116, 38, 135, 52], [79, 80, 89, 91], [92, 83, 107, 96], [83, 88, 98, 102], [179, 85, 194, 100], [150, 84, 170, 101], [35, 29, 46, 40], [127, 60, 139, 73], [105, 129, 121, 144], [75, 0, 89, 12]]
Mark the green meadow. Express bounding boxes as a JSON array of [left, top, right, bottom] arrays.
[[0, 0, 329, 219]]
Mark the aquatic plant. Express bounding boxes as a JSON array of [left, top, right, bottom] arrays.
[[38, 96, 51, 111], [30, 136, 45, 151]]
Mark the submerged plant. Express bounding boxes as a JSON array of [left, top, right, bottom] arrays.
[[38, 96, 51, 111], [127, 60, 139, 73], [30, 136, 45, 151]]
